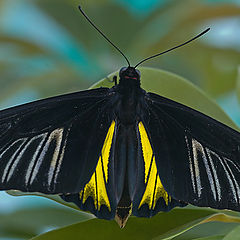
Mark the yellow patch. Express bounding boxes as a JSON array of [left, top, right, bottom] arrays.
[[101, 120, 115, 182], [79, 121, 115, 211], [138, 122, 170, 209]]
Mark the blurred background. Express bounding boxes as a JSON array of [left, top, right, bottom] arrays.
[[0, 0, 240, 239]]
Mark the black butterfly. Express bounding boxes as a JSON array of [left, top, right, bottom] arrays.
[[0, 7, 239, 228]]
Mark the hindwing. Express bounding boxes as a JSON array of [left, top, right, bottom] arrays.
[[62, 121, 118, 219], [132, 121, 186, 217]]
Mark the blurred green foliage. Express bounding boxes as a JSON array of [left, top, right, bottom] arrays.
[[0, 0, 240, 239], [0, 0, 239, 105]]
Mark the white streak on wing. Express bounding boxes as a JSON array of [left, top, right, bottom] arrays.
[[47, 128, 64, 186], [7, 138, 36, 182], [0, 139, 23, 160], [206, 149, 221, 201], [185, 136, 196, 193], [2, 138, 27, 183], [25, 133, 48, 185], [53, 127, 70, 185], [223, 157, 240, 203], [224, 157, 240, 172], [200, 146, 217, 201], [30, 129, 62, 185], [192, 139, 202, 197], [214, 153, 238, 203]]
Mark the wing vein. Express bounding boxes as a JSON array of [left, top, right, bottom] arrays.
[[2, 138, 28, 183], [191, 139, 202, 198], [223, 157, 240, 204], [6, 138, 34, 183], [53, 126, 71, 185], [47, 128, 64, 188], [206, 148, 221, 201], [185, 135, 197, 194], [25, 133, 48, 186], [214, 153, 238, 203], [29, 132, 51, 185]]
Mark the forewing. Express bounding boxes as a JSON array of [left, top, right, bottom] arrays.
[[144, 92, 240, 211], [0, 88, 114, 194]]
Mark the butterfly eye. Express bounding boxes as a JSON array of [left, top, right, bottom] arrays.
[[120, 67, 127, 74]]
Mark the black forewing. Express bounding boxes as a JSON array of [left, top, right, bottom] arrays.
[[0, 88, 114, 194], [143, 92, 240, 211]]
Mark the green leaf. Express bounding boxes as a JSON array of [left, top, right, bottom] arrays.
[[223, 225, 240, 240], [30, 208, 240, 240], [155, 213, 240, 240], [6, 190, 89, 212], [141, 2, 240, 96], [172, 220, 240, 240], [29, 208, 213, 240], [0, 206, 92, 239], [191, 235, 224, 240]]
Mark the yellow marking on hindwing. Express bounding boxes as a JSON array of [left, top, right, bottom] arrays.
[[79, 121, 115, 211], [101, 121, 115, 182], [138, 122, 170, 210], [139, 122, 152, 183]]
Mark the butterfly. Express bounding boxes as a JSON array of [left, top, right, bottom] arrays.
[[0, 6, 239, 228]]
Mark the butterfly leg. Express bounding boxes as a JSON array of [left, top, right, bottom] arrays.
[[113, 75, 117, 85], [106, 75, 117, 86]]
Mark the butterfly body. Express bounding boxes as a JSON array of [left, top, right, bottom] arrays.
[[107, 70, 145, 225], [63, 67, 185, 226]]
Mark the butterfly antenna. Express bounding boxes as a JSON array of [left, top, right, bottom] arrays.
[[78, 6, 130, 67], [134, 28, 210, 68]]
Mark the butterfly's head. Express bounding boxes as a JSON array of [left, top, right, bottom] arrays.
[[119, 67, 141, 81], [118, 67, 141, 88]]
